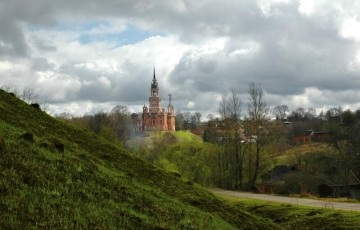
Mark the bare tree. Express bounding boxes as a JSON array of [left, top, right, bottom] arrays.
[[326, 107, 343, 122], [273, 105, 288, 121], [247, 82, 269, 189], [182, 112, 192, 130], [195, 112, 202, 124], [175, 111, 185, 130], [218, 89, 242, 123], [288, 107, 306, 121], [56, 112, 74, 120], [1, 84, 19, 96], [217, 88, 245, 189], [21, 87, 39, 104], [207, 113, 214, 121], [218, 96, 227, 119], [109, 105, 131, 141]]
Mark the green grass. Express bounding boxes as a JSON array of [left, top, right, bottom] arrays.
[[126, 130, 202, 151], [218, 194, 360, 230], [172, 130, 203, 142], [0, 90, 277, 229]]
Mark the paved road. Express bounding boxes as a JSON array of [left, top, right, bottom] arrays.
[[211, 188, 360, 212]]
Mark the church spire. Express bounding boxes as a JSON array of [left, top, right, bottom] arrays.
[[151, 67, 158, 89], [168, 94, 172, 106]]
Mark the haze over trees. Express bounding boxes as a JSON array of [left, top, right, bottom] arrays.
[[57, 105, 132, 145]]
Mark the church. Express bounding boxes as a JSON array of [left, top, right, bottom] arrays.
[[132, 70, 175, 132]]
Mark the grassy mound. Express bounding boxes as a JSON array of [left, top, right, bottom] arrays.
[[172, 130, 203, 142], [0, 90, 277, 229]]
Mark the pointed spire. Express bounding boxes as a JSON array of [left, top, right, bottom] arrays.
[[151, 67, 158, 89], [168, 94, 172, 106]]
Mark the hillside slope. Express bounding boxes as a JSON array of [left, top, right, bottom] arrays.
[[0, 90, 277, 229]]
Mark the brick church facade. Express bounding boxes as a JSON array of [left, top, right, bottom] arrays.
[[132, 70, 175, 131]]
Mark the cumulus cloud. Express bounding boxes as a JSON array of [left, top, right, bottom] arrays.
[[0, 0, 360, 117]]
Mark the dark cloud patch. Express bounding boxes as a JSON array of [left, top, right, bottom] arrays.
[[31, 58, 55, 71], [0, 0, 56, 58], [30, 36, 57, 52], [167, 0, 359, 106], [0, 19, 28, 57]]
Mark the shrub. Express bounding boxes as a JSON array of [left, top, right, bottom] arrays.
[[0, 135, 5, 153], [53, 139, 65, 153], [39, 137, 65, 153], [20, 132, 34, 142], [30, 103, 40, 110], [318, 183, 333, 198]]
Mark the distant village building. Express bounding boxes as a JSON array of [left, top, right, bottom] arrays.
[[132, 69, 175, 132]]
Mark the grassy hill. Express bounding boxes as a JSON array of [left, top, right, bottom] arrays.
[[0, 89, 277, 229], [126, 130, 202, 150]]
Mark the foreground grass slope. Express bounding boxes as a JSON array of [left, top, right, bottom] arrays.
[[0, 90, 276, 229]]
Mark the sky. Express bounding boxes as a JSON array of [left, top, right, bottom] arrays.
[[1, 0, 360, 119]]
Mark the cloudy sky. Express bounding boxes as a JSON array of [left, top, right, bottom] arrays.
[[1, 0, 360, 118]]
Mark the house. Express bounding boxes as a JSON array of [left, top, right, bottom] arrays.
[[292, 129, 331, 144]]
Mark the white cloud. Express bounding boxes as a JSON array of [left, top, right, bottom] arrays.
[[298, 0, 315, 16], [257, 0, 291, 17], [187, 101, 196, 109], [0, 61, 14, 71], [340, 17, 360, 41]]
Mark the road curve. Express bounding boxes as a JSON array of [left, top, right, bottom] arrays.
[[210, 188, 360, 212]]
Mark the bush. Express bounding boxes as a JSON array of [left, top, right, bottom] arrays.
[[39, 137, 65, 153], [318, 183, 333, 198], [20, 132, 34, 142], [0, 135, 5, 153]]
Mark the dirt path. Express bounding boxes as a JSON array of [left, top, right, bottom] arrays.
[[211, 188, 360, 212]]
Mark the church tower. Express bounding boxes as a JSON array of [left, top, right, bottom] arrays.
[[141, 69, 176, 131], [149, 69, 161, 113]]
